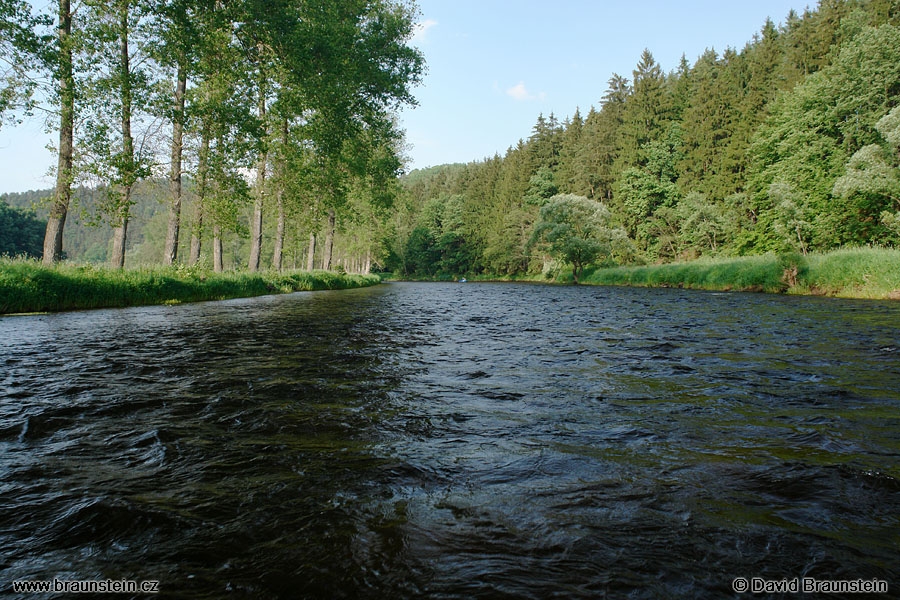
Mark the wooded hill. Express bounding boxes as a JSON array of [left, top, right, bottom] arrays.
[[388, 0, 900, 278]]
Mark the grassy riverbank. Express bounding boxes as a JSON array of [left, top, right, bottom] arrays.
[[0, 260, 382, 314], [579, 247, 900, 299], [385, 247, 900, 300]]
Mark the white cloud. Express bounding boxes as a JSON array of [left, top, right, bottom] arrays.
[[506, 81, 546, 102], [411, 19, 438, 44]]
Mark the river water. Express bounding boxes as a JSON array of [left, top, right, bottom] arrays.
[[1, 282, 898, 598]]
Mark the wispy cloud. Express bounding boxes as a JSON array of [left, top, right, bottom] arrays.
[[506, 81, 546, 102], [411, 19, 438, 44]]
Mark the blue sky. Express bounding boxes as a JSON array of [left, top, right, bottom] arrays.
[[0, 0, 808, 193]]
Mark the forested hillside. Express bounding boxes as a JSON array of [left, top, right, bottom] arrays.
[[2, 183, 170, 264], [389, 0, 900, 278]]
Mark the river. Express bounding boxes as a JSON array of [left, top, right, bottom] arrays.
[[1, 282, 898, 598]]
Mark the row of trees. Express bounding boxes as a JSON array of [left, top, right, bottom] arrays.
[[390, 0, 900, 278], [1, 0, 423, 271]]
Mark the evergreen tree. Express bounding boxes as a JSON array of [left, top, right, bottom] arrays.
[[618, 49, 667, 170]]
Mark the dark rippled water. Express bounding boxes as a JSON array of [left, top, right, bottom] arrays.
[[1, 282, 899, 598]]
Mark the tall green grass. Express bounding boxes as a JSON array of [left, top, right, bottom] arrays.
[[0, 259, 382, 314], [580, 247, 900, 299]]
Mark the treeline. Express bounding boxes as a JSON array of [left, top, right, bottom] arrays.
[[389, 0, 900, 278], [0, 201, 45, 257], [0, 0, 423, 272]]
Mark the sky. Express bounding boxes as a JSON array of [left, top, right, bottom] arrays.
[[0, 0, 810, 193]]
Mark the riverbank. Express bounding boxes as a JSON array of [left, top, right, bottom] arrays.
[[385, 247, 900, 300], [581, 248, 900, 299], [0, 260, 382, 314]]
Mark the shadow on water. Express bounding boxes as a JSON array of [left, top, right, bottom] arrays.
[[1, 282, 899, 598]]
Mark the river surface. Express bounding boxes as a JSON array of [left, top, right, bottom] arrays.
[[1, 282, 899, 598]]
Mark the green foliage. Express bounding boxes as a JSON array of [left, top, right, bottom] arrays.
[[676, 191, 727, 254], [750, 24, 900, 249], [615, 125, 683, 247], [404, 226, 439, 276], [523, 167, 558, 205], [0, 201, 45, 257], [531, 194, 627, 283], [0, 0, 49, 126]]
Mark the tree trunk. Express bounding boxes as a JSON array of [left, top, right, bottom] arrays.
[[271, 117, 287, 271], [213, 225, 223, 272], [797, 228, 807, 255], [190, 125, 210, 265], [109, 0, 133, 270], [248, 75, 267, 272], [323, 209, 335, 270], [164, 64, 187, 265], [42, 0, 74, 265], [364, 249, 371, 275], [272, 190, 284, 271], [307, 232, 316, 270], [110, 219, 129, 268]]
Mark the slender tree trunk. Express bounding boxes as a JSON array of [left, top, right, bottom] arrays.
[[110, 220, 129, 268], [364, 249, 371, 275], [164, 64, 187, 265], [42, 0, 74, 265], [306, 232, 316, 270], [271, 118, 287, 271], [248, 75, 267, 272], [213, 225, 223, 272], [272, 191, 284, 271], [797, 228, 807, 255], [109, 0, 133, 270], [323, 209, 335, 270], [190, 125, 210, 265]]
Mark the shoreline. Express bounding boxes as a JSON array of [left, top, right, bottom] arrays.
[[0, 262, 382, 315], [383, 248, 900, 301]]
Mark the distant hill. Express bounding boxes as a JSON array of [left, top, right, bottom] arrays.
[[1, 180, 172, 263]]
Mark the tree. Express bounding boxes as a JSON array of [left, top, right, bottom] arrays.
[[42, 0, 76, 264], [833, 105, 900, 242], [614, 124, 683, 248], [0, 202, 46, 257], [619, 49, 667, 170], [523, 166, 557, 206], [768, 182, 812, 254], [530, 194, 625, 283], [676, 191, 726, 254], [153, 0, 205, 266], [575, 75, 629, 200], [76, 0, 156, 269]]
